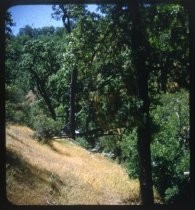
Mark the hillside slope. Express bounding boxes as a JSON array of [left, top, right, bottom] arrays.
[[6, 125, 144, 205]]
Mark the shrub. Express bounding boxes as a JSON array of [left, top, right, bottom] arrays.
[[98, 135, 121, 156], [6, 85, 24, 103], [32, 114, 61, 143], [119, 128, 139, 178], [6, 85, 30, 125], [150, 89, 190, 203], [76, 137, 90, 149], [164, 186, 179, 204], [99, 135, 115, 153]]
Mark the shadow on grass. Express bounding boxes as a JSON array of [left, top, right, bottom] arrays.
[[46, 140, 71, 157], [6, 132, 29, 147], [6, 149, 64, 198], [7, 149, 50, 184]]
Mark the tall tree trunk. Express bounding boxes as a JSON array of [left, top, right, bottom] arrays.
[[69, 68, 77, 139], [58, 6, 76, 136], [31, 69, 56, 121], [128, 0, 154, 205], [160, 54, 170, 93], [39, 84, 56, 121], [85, 100, 91, 139], [60, 7, 76, 138], [60, 5, 71, 33]]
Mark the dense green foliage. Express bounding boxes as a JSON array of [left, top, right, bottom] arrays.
[[151, 90, 190, 203], [5, 3, 190, 204]]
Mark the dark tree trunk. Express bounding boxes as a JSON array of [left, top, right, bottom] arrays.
[[160, 54, 170, 93], [30, 69, 56, 121], [85, 101, 90, 138], [128, 0, 154, 205], [60, 7, 76, 138], [85, 100, 95, 138], [38, 84, 56, 121], [69, 68, 77, 139], [60, 5, 71, 33], [161, 68, 167, 93]]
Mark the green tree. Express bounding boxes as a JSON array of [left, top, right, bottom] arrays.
[[5, 11, 15, 38], [21, 39, 63, 120], [150, 90, 190, 203], [52, 4, 89, 139], [52, 4, 87, 33], [52, 2, 190, 205], [145, 4, 189, 93]]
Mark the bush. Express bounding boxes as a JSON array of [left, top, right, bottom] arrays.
[[6, 85, 24, 103], [164, 186, 179, 204], [119, 128, 139, 178], [150, 89, 190, 203], [6, 85, 30, 125], [32, 114, 61, 143], [76, 137, 91, 149], [99, 135, 118, 153]]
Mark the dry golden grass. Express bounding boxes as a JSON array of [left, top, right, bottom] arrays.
[[6, 124, 161, 205]]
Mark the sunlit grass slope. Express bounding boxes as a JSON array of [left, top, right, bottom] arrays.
[[6, 124, 160, 205]]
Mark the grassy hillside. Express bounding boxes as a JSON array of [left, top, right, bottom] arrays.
[[6, 124, 161, 205]]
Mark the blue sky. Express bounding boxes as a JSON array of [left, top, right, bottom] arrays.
[[8, 4, 98, 35]]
